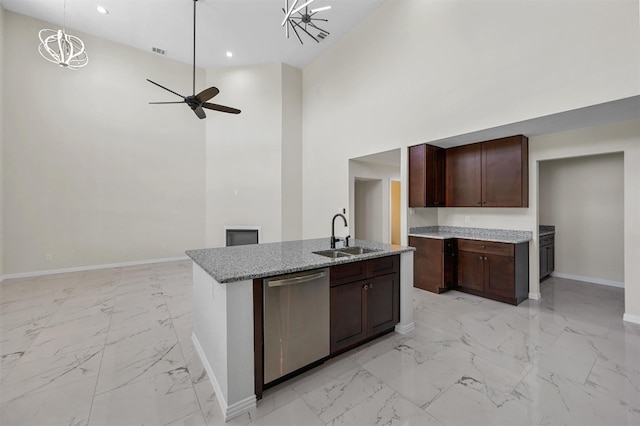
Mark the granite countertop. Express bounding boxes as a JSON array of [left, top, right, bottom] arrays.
[[408, 226, 532, 244], [186, 238, 414, 284], [539, 225, 555, 236]]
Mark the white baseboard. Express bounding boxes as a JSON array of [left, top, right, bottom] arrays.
[[623, 313, 640, 325], [551, 272, 624, 288], [528, 292, 541, 300], [0, 256, 190, 282], [395, 322, 415, 335], [191, 333, 256, 422]]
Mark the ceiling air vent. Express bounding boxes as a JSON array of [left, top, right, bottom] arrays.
[[152, 46, 166, 56]]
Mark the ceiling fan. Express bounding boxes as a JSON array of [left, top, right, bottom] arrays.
[[147, 0, 241, 119]]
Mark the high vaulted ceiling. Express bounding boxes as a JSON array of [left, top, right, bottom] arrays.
[[0, 0, 386, 69]]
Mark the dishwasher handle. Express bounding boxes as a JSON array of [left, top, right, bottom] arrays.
[[266, 271, 327, 287]]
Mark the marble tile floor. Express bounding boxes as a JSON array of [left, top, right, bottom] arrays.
[[1, 260, 639, 426]]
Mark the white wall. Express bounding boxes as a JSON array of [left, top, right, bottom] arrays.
[[3, 12, 206, 274], [302, 0, 639, 240], [205, 63, 303, 247], [281, 64, 303, 242], [539, 154, 624, 284], [355, 179, 383, 242], [0, 5, 5, 278]]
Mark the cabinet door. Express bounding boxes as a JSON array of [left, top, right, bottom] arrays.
[[330, 281, 366, 354], [539, 244, 547, 277], [547, 245, 555, 275], [484, 254, 515, 298], [457, 251, 484, 291], [446, 144, 482, 207], [366, 274, 399, 336], [425, 145, 446, 207], [482, 136, 528, 207], [408, 144, 426, 207], [433, 147, 446, 206], [410, 237, 443, 293]]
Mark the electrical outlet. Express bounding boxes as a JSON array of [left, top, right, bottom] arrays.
[[464, 216, 471, 224], [45, 253, 53, 261]]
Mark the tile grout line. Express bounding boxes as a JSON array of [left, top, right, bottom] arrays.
[[85, 267, 122, 425], [158, 265, 209, 424]]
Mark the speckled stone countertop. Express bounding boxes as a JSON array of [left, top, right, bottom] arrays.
[[408, 226, 532, 244], [186, 238, 414, 284], [539, 225, 555, 236]]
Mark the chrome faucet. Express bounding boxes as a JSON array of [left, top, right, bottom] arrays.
[[331, 213, 349, 248]]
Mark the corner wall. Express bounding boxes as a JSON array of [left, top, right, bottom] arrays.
[[205, 63, 303, 247]]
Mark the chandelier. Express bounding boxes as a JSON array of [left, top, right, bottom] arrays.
[[38, 0, 88, 69], [281, 0, 331, 44]]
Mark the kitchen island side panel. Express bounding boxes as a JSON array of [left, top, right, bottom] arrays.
[[396, 251, 415, 334], [191, 263, 256, 421]]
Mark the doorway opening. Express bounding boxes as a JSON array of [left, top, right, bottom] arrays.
[[349, 149, 401, 244], [391, 180, 401, 245]]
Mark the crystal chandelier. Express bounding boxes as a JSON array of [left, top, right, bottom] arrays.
[[38, 0, 88, 69], [282, 0, 331, 44]]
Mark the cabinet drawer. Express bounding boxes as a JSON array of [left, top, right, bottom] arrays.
[[457, 239, 514, 257], [367, 255, 399, 278], [331, 262, 368, 287], [540, 234, 554, 246]]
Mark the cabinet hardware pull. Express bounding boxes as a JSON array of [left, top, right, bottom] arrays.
[[484, 257, 488, 260], [478, 256, 483, 260], [370, 284, 374, 289], [363, 284, 369, 290]]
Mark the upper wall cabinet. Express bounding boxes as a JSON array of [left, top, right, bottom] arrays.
[[446, 135, 529, 207], [408, 144, 446, 207]]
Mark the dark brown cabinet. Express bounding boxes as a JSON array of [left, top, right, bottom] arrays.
[[409, 236, 456, 293], [409, 144, 446, 207], [456, 239, 529, 305], [445, 143, 482, 207], [446, 135, 528, 207], [330, 256, 399, 355], [539, 233, 555, 280]]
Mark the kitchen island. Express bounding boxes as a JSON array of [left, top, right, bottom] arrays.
[[186, 238, 415, 421]]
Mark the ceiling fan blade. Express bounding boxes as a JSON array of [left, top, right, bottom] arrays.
[[149, 101, 186, 104], [202, 102, 242, 114], [146, 79, 185, 99], [196, 87, 220, 103], [193, 106, 206, 119]]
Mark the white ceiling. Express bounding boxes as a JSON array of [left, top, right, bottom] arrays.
[[0, 0, 386, 69]]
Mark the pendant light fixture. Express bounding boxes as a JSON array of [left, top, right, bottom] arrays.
[[38, 0, 88, 69], [282, 0, 331, 44]]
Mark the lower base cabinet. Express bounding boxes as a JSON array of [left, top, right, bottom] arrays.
[[539, 233, 555, 280], [409, 236, 456, 293], [330, 256, 399, 355], [456, 239, 529, 305]]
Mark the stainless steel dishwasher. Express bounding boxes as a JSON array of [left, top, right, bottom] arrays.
[[263, 268, 330, 384]]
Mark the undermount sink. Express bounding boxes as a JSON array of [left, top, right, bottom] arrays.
[[339, 246, 380, 255], [313, 246, 381, 259]]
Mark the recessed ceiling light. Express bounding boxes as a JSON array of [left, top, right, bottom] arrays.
[[96, 5, 109, 14], [226, 51, 233, 58]]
